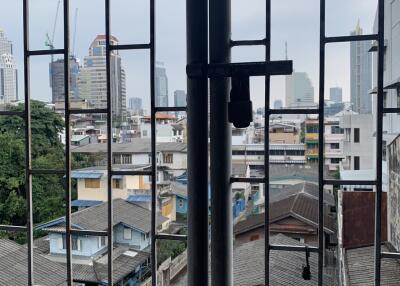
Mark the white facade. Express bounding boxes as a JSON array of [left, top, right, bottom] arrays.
[[285, 71, 314, 107], [0, 29, 17, 105], [324, 118, 345, 171], [339, 113, 375, 171]]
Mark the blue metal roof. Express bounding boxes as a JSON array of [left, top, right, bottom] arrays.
[[127, 195, 152, 203], [71, 200, 103, 208], [71, 171, 103, 179]]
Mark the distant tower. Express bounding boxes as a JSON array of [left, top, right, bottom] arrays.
[[155, 62, 169, 107], [174, 90, 186, 107], [77, 35, 126, 116], [0, 29, 18, 105], [329, 87, 343, 103], [285, 72, 314, 107], [128, 97, 143, 115], [50, 56, 80, 103], [273, 99, 283, 109], [350, 21, 372, 114]]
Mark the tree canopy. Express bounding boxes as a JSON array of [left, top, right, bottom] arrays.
[[0, 101, 66, 243]]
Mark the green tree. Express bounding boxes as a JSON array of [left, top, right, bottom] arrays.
[[0, 101, 66, 242]]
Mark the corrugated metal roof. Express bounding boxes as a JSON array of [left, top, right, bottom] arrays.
[[71, 200, 103, 208], [71, 171, 103, 179]]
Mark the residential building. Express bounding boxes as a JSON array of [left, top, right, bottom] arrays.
[[0, 239, 68, 285], [234, 183, 336, 246], [77, 35, 126, 117], [324, 117, 345, 171], [285, 71, 314, 107], [350, 21, 372, 114], [155, 62, 168, 107], [330, 86, 343, 103], [35, 199, 168, 285], [0, 29, 18, 105], [269, 122, 300, 144], [128, 97, 143, 115], [339, 113, 375, 171], [304, 118, 319, 161], [49, 56, 80, 103]]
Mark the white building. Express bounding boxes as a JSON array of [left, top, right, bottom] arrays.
[[285, 71, 314, 107], [339, 112, 375, 171], [78, 35, 126, 116], [156, 62, 168, 107], [324, 117, 345, 171], [0, 29, 18, 105]]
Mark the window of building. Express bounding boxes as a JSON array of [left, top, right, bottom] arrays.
[[179, 199, 184, 208], [330, 143, 340, 149], [269, 150, 284, 156], [72, 237, 81, 251], [121, 154, 132, 164], [123, 227, 132, 240], [354, 128, 360, 143], [85, 178, 100, 188], [331, 126, 344, 134], [98, 236, 106, 248], [354, 156, 360, 170], [113, 179, 122, 189], [163, 153, 173, 164], [331, 158, 341, 164]]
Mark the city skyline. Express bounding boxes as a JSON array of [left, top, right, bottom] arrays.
[[0, 0, 378, 109]]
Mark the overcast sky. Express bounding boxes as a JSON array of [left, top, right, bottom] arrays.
[[0, 0, 378, 110]]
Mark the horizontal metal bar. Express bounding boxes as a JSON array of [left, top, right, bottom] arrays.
[[187, 60, 293, 78], [70, 229, 108, 236], [28, 49, 65, 56], [269, 244, 319, 253], [69, 108, 108, 115], [0, 225, 27, 232], [323, 179, 377, 186], [155, 106, 187, 112], [155, 233, 187, 241], [111, 170, 152, 176], [324, 34, 378, 43], [30, 169, 65, 175], [230, 39, 267, 47], [231, 177, 265, 183], [0, 111, 25, 117], [381, 251, 400, 259], [268, 108, 319, 115], [383, 108, 400, 114], [110, 43, 151, 50]]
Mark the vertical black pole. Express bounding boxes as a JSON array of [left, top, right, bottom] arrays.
[[22, 0, 33, 284], [105, 0, 114, 284], [265, 0, 271, 285], [374, 0, 384, 285], [186, 0, 209, 285], [209, 0, 232, 285], [318, 0, 325, 285], [63, 0, 72, 284]]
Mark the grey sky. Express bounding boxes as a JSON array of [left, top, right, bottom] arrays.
[[0, 0, 378, 110]]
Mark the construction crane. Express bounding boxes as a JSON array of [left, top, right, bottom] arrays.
[[45, 0, 61, 63]]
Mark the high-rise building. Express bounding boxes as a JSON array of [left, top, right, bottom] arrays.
[[285, 71, 314, 107], [273, 99, 283, 109], [0, 29, 18, 105], [128, 97, 142, 114], [350, 21, 372, 114], [49, 56, 80, 103], [77, 35, 126, 116], [174, 90, 186, 107], [155, 62, 168, 107], [330, 87, 343, 103]]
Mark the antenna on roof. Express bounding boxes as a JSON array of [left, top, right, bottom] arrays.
[[285, 41, 288, 61]]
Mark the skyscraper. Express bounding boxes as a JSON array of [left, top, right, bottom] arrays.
[[273, 99, 283, 109], [174, 90, 186, 107], [128, 97, 143, 114], [350, 21, 372, 114], [77, 35, 126, 116], [285, 72, 314, 107], [330, 87, 343, 103], [0, 29, 18, 105], [49, 56, 80, 103], [155, 62, 168, 107]]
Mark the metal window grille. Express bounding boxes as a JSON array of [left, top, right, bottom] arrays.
[[0, 0, 398, 285]]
